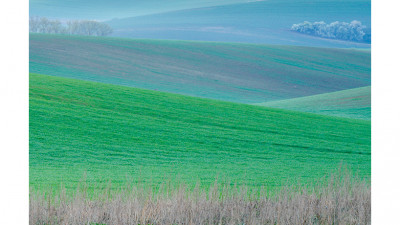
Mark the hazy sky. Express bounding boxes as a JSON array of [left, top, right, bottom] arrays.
[[29, 0, 263, 20]]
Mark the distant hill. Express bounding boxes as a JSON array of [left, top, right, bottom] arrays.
[[107, 0, 371, 48], [30, 73, 371, 189], [29, 0, 254, 20], [255, 86, 371, 120], [30, 34, 371, 103]]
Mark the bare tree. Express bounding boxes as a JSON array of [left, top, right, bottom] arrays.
[[30, 17, 113, 36], [29, 17, 40, 33], [96, 22, 113, 36], [65, 20, 113, 36]]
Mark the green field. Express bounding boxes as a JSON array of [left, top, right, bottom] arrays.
[[30, 34, 370, 103], [255, 86, 371, 120], [30, 73, 371, 190]]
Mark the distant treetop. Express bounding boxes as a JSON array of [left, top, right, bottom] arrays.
[[291, 20, 370, 43]]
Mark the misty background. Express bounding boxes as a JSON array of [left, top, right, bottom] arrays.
[[30, 0, 258, 20], [30, 0, 371, 48]]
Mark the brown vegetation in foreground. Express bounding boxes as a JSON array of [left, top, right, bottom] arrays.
[[30, 169, 370, 225]]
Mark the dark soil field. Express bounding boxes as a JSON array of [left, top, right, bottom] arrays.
[[30, 34, 370, 103]]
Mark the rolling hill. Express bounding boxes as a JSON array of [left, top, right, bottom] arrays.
[[107, 0, 371, 48], [30, 34, 371, 104], [29, 0, 255, 20], [30, 73, 371, 190], [255, 86, 371, 120]]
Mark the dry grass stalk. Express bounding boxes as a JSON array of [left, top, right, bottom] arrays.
[[30, 168, 370, 225]]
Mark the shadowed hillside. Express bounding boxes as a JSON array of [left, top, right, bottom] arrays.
[[30, 34, 370, 103], [29, 0, 255, 20]]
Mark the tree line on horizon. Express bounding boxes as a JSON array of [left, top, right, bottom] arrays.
[[291, 20, 371, 43], [29, 17, 113, 36]]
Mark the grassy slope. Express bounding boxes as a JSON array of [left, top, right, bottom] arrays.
[[255, 86, 371, 120], [30, 73, 370, 190], [30, 34, 370, 104]]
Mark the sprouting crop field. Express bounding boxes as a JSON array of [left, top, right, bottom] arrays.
[[30, 73, 370, 191], [255, 86, 371, 120], [29, 34, 370, 104]]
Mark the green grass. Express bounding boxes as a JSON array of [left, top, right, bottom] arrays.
[[30, 34, 370, 103], [255, 86, 371, 120], [30, 73, 370, 191]]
